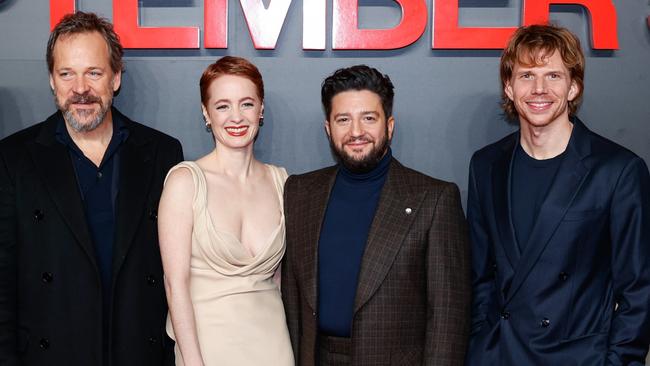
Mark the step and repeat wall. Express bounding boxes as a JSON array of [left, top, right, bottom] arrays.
[[1, 1, 648, 189], [1, 0, 649, 361]]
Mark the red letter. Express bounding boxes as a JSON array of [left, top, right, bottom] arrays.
[[303, 0, 326, 50], [50, 0, 75, 30], [204, 0, 228, 48], [432, 0, 516, 49], [332, 0, 427, 50], [113, 0, 199, 49], [239, 0, 293, 50], [523, 0, 618, 49]]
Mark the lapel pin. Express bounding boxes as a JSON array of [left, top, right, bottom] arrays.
[[405, 207, 412, 215]]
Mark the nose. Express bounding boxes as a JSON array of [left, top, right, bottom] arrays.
[[72, 76, 90, 94], [533, 77, 547, 94], [350, 119, 364, 137], [230, 107, 244, 124]]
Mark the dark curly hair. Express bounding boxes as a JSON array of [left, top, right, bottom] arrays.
[[321, 65, 395, 120]]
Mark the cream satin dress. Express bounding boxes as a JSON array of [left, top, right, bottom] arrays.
[[165, 161, 294, 366]]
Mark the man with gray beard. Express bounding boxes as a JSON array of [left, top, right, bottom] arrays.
[[0, 12, 182, 365]]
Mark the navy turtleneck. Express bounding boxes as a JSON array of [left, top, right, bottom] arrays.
[[317, 148, 392, 337]]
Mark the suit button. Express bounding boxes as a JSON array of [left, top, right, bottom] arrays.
[[148, 209, 157, 221], [33, 209, 44, 222], [559, 272, 569, 281], [541, 318, 550, 327], [148, 336, 158, 346], [312, 311, 316, 317], [39, 338, 50, 349], [500, 310, 510, 320], [41, 272, 54, 283], [146, 275, 156, 286]]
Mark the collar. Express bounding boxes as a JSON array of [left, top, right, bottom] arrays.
[[55, 107, 130, 150]]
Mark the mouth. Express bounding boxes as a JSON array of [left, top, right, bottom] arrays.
[[66, 94, 102, 109], [225, 126, 249, 137], [344, 139, 372, 152], [526, 101, 553, 111]]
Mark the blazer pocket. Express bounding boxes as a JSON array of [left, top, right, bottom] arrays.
[[563, 208, 604, 221]]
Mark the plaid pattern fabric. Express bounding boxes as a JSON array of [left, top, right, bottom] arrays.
[[282, 159, 471, 366]]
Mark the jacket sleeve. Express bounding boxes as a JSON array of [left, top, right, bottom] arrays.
[[425, 182, 471, 366], [281, 175, 301, 365], [0, 148, 18, 365], [466, 156, 496, 336], [606, 156, 650, 365], [163, 138, 183, 366]]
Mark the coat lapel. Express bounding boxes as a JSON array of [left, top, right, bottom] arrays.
[[505, 119, 591, 303], [491, 135, 520, 269], [29, 113, 98, 269], [300, 167, 337, 312], [354, 160, 425, 313], [112, 115, 155, 277]]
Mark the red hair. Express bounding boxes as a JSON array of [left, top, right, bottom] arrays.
[[200, 56, 264, 106]]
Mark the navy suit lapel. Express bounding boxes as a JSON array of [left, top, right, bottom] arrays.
[[505, 120, 591, 303], [112, 115, 155, 277], [491, 134, 519, 269], [29, 113, 98, 269], [354, 160, 424, 313], [301, 167, 337, 313]]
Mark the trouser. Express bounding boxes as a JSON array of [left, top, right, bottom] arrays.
[[318, 335, 351, 366]]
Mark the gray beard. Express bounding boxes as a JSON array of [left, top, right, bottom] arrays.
[[54, 87, 112, 133], [62, 106, 108, 133]]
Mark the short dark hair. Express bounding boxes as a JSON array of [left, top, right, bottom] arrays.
[[199, 56, 264, 107], [500, 24, 585, 119], [47, 11, 124, 74], [321, 65, 394, 120]]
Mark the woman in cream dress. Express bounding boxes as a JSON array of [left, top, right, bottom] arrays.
[[158, 56, 294, 366]]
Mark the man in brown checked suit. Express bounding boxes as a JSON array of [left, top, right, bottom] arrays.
[[282, 65, 471, 366]]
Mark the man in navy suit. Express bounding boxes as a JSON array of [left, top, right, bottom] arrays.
[[465, 24, 650, 365]]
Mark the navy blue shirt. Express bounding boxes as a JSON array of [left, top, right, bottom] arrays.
[[511, 143, 564, 251], [317, 149, 391, 337], [55, 115, 129, 308]]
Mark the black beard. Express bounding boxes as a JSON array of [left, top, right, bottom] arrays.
[[329, 132, 390, 174]]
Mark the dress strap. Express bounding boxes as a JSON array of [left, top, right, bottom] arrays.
[[165, 161, 208, 211], [266, 164, 288, 210]]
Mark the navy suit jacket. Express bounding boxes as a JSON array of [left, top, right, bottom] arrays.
[[465, 118, 650, 365]]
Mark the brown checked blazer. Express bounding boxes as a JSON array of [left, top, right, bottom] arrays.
[[281, 158, 471, 366]]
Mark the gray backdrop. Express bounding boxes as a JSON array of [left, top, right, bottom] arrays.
[[1, 0, 649, 361], [1, 0, 649, 191]]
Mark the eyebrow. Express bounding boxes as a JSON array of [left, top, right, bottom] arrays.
[[333, 111, 379, 118], [213, 96, 256, 105], [515, 68, 566, 75]]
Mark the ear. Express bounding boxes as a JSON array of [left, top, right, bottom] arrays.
[[112, 70, 122, 92], [260, 103, 265, 117], [201, 104, 210, 123], [504, 80, 514, 101], [387, 116, 395, 140], [49, 74, 55, 91], [324, 120, 331, 138], [567, 79, 579, 101]]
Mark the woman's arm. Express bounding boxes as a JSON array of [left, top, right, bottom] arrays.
[[159, 167, 204, 366]]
